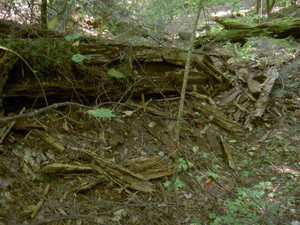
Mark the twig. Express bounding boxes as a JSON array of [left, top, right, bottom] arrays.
[[0, 108, 25, 143], [175, 0, 204, 144], [18, 201, 183, 225], [15, 212, 116, 225], [30, 184, 50, 219], [0, 102, 93, 124]]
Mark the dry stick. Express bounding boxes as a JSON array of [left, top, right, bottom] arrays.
[[30, 183, 51, 219], [175, 0, 204, 145], [169, 0, 204, 192], [0, 100, 152, 124], [0, 107, 25, 143], [0, 102, 93, 124], [15, 211, 120, 225]]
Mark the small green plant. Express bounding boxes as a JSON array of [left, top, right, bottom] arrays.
[[223, 41, 257, 61], [107, 68, 126, 79], [177, 157, 193, 171], [228, 0, 242, 15], [191, 215, 202, 225], [163, 157, 193, 190], [177, 157, 194, 176], [72, 54, 86, 63], [209, 181, 295, 224], [163, 177, 184, 189], [207, 172, 220, 180]]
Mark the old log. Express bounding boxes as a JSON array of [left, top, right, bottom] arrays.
[[2, 42, 227, 111], [195, 17, 300, 46]]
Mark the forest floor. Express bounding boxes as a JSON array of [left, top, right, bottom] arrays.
[[1, 8, 300, 225], [0, 44, 300, 225]]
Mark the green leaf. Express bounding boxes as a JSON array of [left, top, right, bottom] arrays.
[[72, 54, 85, 63], [195, 175, 201, 182], [175, 178, 184, 188], [208, 213, 217, 219], [163, 180, 171, 188], [48, 17, 58, 29], [107, 68, 126, 79], [207, 172, 220, 179], [87, 108, 116, 118], [98, 23, 105, 35], [65, 33, 82, 41]]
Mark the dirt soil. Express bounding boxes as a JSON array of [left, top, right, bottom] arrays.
[[1, 40, 300, 225]]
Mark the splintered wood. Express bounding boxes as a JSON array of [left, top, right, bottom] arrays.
[[251, 68, 279, 119], [193, 101, 242, 133], [41, 149, 175, 193], [244, 68, 279, 129]]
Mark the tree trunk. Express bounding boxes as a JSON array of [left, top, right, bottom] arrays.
[[266, 0, 276, 16], [257, 0, 263, 16], [40, 0, 48, 37]]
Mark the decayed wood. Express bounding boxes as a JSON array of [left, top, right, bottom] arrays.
[[195, 17, 300, 46], [41, 153, 175, 193], [81, 149, 175, 193], [41, 163, 93, 174], [34, 129, 65, 153], [78, 44, 204, 66], [0, 52, 11, 89], [122, 156, 175, 179], [193, 101, 242, 133], [251, 68, 279, 119], [0, 51, 18, 113], [3, 43, 219, 104], [243, 67, 279, 129], [194, 55, 232, 83], [220, 135, 235, 170], [0, 102, 94, 124]]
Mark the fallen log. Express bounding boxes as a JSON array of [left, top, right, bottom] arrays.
[[195, 17, 300, 46], [2, 42, 228, 110]]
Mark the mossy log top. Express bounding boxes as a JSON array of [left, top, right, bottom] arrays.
[[195, 17, 300, 46]]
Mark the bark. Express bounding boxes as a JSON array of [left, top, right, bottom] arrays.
[[195, 17, 300, 46], [2, 43, 225, 106], [40, 0, 48, 37]]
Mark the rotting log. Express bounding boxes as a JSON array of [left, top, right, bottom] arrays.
[[0, 50, 18, 113], [195, 17, 300, 46], [2, 43, 228, 110], [78, 44, 205, 66]]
